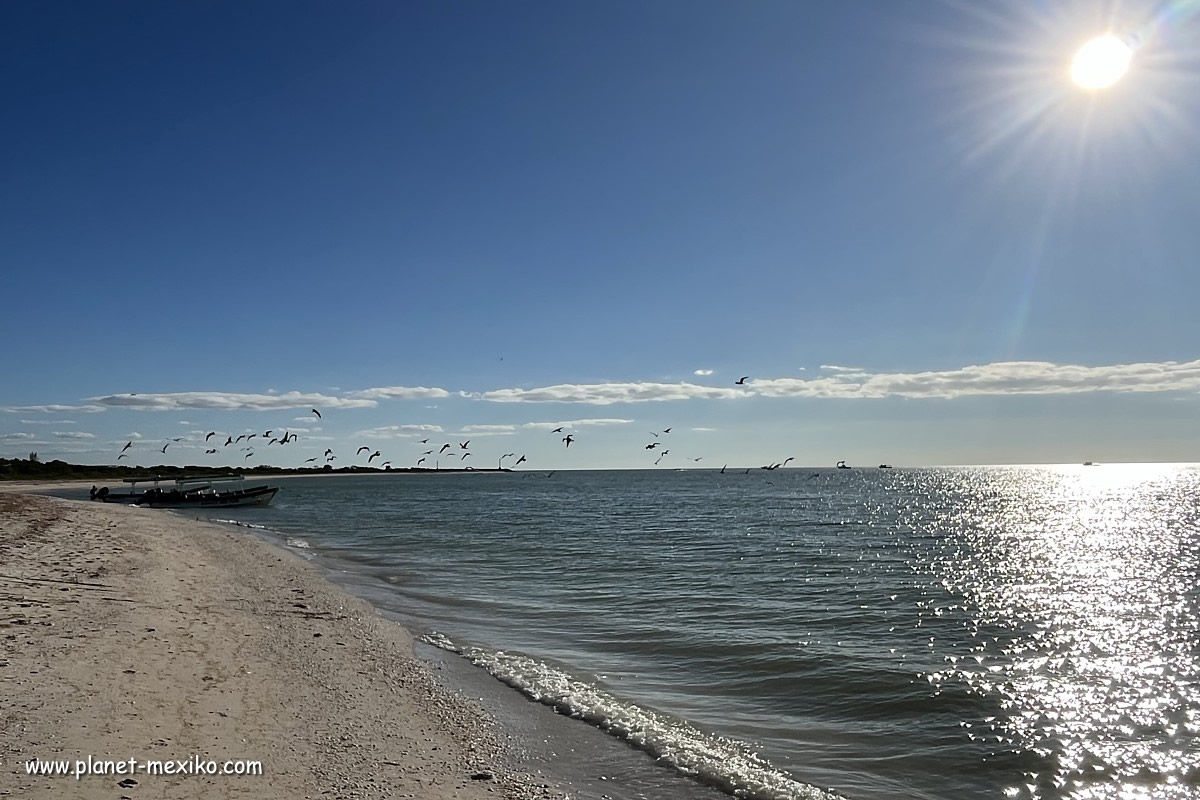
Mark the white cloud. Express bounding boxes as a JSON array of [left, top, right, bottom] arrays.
[[53, 431, 95, 439], [89, 391, 374, 411], [819, 365, 867, 374], [753, 359, 1200, 400], [354, 424, 445, 439], [349, 386, 451, 401], [694, 369, 714, 376], [126, 432, 142, 439], [19, 419, 76, 424], [474, 382, 749, 405], [178, 420, 191, 425], [691, 427, 718, 432], [521, 419, 634, 430], [457, 425, 518, 436], [0, 404, 104, 413], [0, 432, 34, 440]]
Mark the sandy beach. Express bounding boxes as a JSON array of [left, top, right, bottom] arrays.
[[0, 493, 567, 799]]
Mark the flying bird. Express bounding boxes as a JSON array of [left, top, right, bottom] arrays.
[[736, 376, 749, 385], [368, 451, 381, 463], [264, 431, 273, 438], [205, 432, 216, 442], [663, 428, 672, 434], [118, 454, 129, 460], [721, 464, 727, 474], [324, 448, 333, 457], [562, 435, 574, 448], [691, 457, 702, 462], [649, 431, 659, 438], [515, 455, 527, 466], [236, 434, 246, 443], [247, 434, 258, 441], [225, 436, 233, 447], [645, 443, 660, 450], [205, 448, 217, 454], [160, 443, 169, 454], [422, 450, 433, 456], [459, 440, 470, 449], [461, 452, 471, 460], [439, 444, 452, 454], [245, 452, 254, 460], [357, 446, 371, 455], [327, 455, 337, 461], [551, 427, 564, 433], [305, 457, 318, 463], [269, 438, 279, 446], [418, 439, 429, 444], [121, 441, 132, 452], [783, 457, 794, 466], [417, 457, 427, 466], [311, 408, 321, 419]]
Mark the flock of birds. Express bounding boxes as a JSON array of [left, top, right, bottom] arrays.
[[112, 386, 886, 472]]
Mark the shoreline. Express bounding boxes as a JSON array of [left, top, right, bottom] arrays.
[[0, 494, 568, 799]]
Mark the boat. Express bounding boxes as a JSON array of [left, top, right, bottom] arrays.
[[92, 474, 279, 508], [879, 464, 893, 469], [836, 460, 851, 469]]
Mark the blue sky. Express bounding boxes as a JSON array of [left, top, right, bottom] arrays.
[[3, 0, 1199, 469]]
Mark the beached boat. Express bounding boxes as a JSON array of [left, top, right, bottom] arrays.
[[92, 474, 279, 508]]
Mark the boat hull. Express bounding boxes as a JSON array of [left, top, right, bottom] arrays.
[[101, 486, 279, 509]]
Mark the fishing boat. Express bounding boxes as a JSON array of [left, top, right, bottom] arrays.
[[92, 474, 279, 508]]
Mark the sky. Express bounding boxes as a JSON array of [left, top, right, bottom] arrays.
[[2, 0, 1200, 469]]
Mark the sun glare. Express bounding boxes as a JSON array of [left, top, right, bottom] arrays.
[[1070, 34, 1132, 90]]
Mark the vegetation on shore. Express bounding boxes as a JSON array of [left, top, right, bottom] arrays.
[[0, 457, 510, 482]]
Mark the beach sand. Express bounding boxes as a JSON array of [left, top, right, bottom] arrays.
[[0, 493, 567, 799]]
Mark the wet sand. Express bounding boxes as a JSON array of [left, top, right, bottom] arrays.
[[0, 493, 567, 799]]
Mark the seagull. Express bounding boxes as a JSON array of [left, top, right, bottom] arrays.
[[311, 408, 321, 419], [783, 457, 794, 466], [205, 432, 216, 442], [205, 448, 217, 454], [247, 434, 258, 441], [324, 448, 333, 457], [305, 457, 318, 463], [121, 441, 133, 452], [418, 439, 429, 444], [515, 455, 527, 466], [381, 461, 391, 469], [663, 428, 672, 434], [118, 453, 129, 460], [459, 440, 470, 450], [721, 464, 727, 474], [357, 446, 371, 455], [461, 452, 471, 460], [655, 454, 666, 466], [649, 432, 659, 438], [551, 427, 564, 433], [236, 435, 246, 443], [562, 435, 574, 448], [267, 438, 278, 446], [244, 452, 254, 460], [422, 450, 433, 456], [368, 451, 381, 463], [225, 436, 233, 447], [691, 457, 702, 462], [736, 376, 749, 385], [645, 443, 660, 450], [327, 455, 337, 462], [264, 431, 273, 438], [439, 443, 452, 454], [160, 443, 170, 453], [417, 457, 426, 465]]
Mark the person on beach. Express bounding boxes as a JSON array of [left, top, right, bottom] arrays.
[[89, 485, 97, 500]]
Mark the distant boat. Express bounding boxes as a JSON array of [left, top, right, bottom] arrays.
[[879, 464, 893, 469], [836, 460, 851, 469], [93, 474, 279, 508], [1082, 461, 1098, 466]]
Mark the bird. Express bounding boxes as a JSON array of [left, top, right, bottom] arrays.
[[121, 441, 132, 453], [327, 455, 337, 462], [439, 444, 452, 454], [311, 408, 321, 419], [223, 436, 232, 447], [645, 443, 660, 450], [357, 446, 371, 455], [268, 438, 279, 446], [691, 457, 702, 462], [515, 455, 527, 466], [459, 440, 470, 450], [422, 450, 433, 456], [160, 443, 170, 454], [660, 449, 669, 457], [236, 435, 246, 444], [649, 431, 659, 438], [247, 434, 258, 441], [783, 457, 794, 466], [264, 431, 273, 438], [417, 457, 427, 466], [562, 435, 574, 448], [324, 448, 333, 457], [205, 432, 216, 442], [663, 428, 672, 434], [368, 451, 381, 463], [244, 452, 254, 460], [655, 454, 666, 466], [736, 376, 749, 385], [721, 464, 727, 474], [461, 452, 471, 460], [117, 453, 129, 460], [205, 448, 217, 454], [381, 461, 391, 469], [551, 427, 564, 433], [418, 439, 429, 444], [305, 457, 318, 463]]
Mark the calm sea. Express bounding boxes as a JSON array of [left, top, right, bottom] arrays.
[[76, 465, 1200, 799]]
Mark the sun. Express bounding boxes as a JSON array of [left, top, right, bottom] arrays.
[[1070, 35, 1132, 90]]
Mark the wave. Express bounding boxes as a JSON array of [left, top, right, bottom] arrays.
[[421, 632, 843, 800]]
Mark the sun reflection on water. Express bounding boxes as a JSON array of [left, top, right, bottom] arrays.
[[914, 465, 1200, 799]]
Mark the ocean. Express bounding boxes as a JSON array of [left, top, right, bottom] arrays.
[[69, 465, 1200, 799]]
